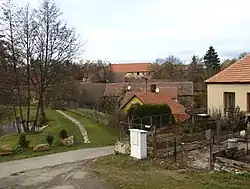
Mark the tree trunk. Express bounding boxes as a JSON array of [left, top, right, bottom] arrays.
[[32, 96, 41, 132], [26, 11, 31, 133], [40, 93, 47, 125], [11, 96, 20, 133], [16, 87, 28, 132]]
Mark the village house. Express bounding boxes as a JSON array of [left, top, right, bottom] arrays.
[[120, 91, 190, 123], [101, 81, 194, 112], [205, 54, 250, 115], [110, 62, 152, 82]]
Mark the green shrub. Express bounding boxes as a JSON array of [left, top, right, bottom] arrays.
[[59, 129, 68, 139], [46, 135, 54, 145], [183, 123, 202, 134], [127, 104, 174, 127], [18, 133, 29, 149]]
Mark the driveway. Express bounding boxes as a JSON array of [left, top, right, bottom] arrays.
[[0, 146, 113, 178]]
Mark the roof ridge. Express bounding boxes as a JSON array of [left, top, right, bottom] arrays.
[[111, 62, 152, 64]]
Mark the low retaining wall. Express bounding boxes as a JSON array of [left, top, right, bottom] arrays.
[[154, 140, 209, 158], [214, 156, 250, 173]]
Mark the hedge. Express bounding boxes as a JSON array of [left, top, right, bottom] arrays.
[[127, 104, 174, 128]]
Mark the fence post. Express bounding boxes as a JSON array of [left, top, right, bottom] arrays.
[[160, 115, 162, 127], [140, 118, 143, 130], [192, 115, 195, 124], [92, 107, 94, 120], [152, 125, 156, 157], [209, 131, 213, 171], [118, 121, 121, 140], [246, 133, 249, 155], [174, 137, 177, 163], [150, 116, 153, 126]]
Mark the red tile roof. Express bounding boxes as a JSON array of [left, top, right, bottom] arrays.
[[205, 54, 250, 83], [111, 63, 152, 73], [121, 92, 190, 122]]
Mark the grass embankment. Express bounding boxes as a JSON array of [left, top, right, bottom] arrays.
[[74, 108, 110, 126], [0, 108, 117, 162], [64, 110, 118, 147], [88, 155, 250, 189]]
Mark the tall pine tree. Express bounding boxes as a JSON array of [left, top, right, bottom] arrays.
[[203, 46, 220, 77]]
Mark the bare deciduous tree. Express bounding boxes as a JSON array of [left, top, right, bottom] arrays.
[[30, 0, 82, 128], [1, 0, 27, 131], [17, 3, 37, 130], [0, 0, 82, 132], [151, 55, 186, 81]]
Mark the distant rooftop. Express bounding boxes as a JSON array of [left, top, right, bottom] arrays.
[[110, 62, 152, 73]]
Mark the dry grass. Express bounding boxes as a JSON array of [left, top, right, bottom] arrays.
[[88, 154, 250, 189]]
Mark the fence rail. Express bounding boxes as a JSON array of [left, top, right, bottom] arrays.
[[69, 108, 110, 126], [129, 113, 190, 127]]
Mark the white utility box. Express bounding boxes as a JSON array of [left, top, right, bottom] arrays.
[[129, 129, 148, 159]]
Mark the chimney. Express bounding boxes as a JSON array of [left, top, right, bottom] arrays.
[[151, 84, 156, 92]]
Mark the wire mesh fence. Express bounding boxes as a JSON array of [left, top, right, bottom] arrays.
[[119, 117, 250, 167], [128, 113, 190, 128], [69, 108, 111, 126]]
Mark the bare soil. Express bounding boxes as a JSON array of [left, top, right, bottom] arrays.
[[0, 161, 110, 189]]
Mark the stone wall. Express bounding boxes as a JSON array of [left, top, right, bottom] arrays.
[[114, 140, 130, 155], [214, 156, 250, 173]]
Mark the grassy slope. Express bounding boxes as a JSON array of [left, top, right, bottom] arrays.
[[0, 108, 118, 162], [0, 108, 85, 162], [88, 155, 250, 189], [64, 110, 118, 147], [0, 109, 83, 148]]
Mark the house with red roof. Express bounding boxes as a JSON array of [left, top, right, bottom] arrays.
[[120, 91, 190, 123], [205, 54, 250, 114], [110, 63, 152, 82]]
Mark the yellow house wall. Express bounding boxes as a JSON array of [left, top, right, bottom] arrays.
[[123, 97, 143, 112], [207, 84, 250, 114]]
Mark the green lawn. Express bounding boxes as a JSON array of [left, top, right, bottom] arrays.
[[0, 106, 15, 124], [64, 110, 118, 147], [0, 109, 118, 162], [88, 155, 250, 189]]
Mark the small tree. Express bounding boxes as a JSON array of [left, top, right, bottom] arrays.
[[151, 55, 185, 81], [59, 129, 68, 139], [19, 133, 29, 148]]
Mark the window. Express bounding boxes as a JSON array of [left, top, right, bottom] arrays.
[[224, 92, 235, 110], [247, 93, 250, 112]]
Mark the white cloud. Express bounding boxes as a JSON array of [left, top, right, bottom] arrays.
[[10, 0, 250, 62]]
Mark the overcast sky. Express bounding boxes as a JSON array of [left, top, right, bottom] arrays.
[[15, 0, 250, 63]]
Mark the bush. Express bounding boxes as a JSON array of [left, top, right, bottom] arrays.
[[183, 123, 202, 134], [46, 135, 54, 145], [127, 104, 174, 127], [18, 133, 29, 149], [59, 129, 68, 139]]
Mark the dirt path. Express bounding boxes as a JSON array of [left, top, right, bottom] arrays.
[[0, 146, 113, 178], [0, 161, 110, 189], [56, 110, 90, 143]]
